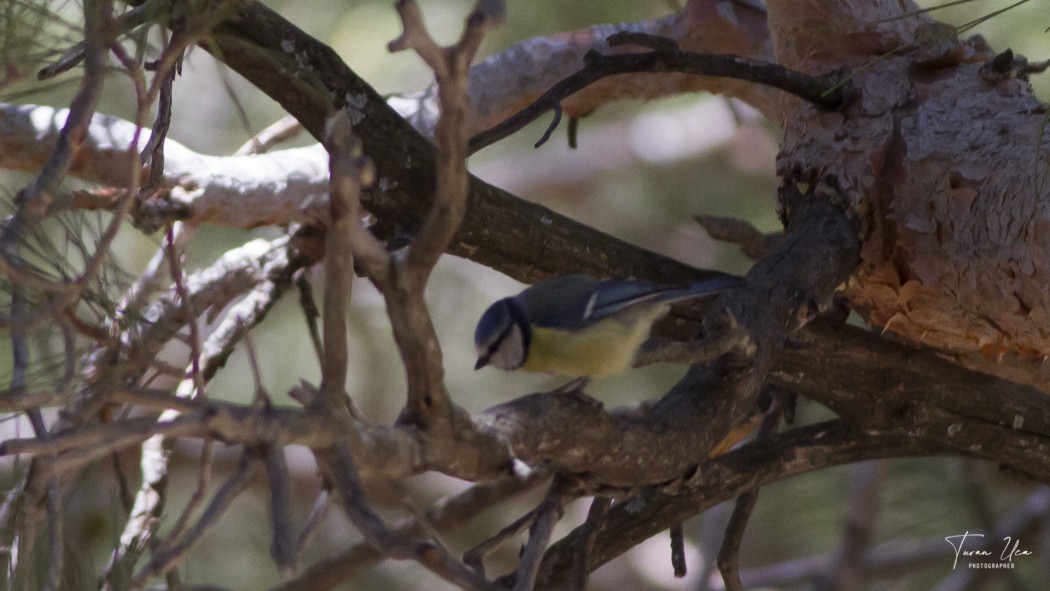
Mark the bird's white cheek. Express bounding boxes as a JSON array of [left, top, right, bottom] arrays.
[[491, 323, 526, 370]]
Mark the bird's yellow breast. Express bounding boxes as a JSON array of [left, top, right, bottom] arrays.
[[522, 306, 667, 377]]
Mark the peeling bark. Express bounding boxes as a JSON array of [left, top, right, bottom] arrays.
[[770, 0, 1050, 389]]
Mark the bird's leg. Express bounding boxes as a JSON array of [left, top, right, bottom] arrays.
[[550, 376, 590, 394]]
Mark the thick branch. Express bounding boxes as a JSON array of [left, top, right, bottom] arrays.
[[201, 2, 724, 285], [527, 421, 958, 588], [0, 103, 330, 230]]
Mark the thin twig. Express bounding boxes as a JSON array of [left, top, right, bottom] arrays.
[[399, 492, 456, 561], [531, 102, 562, 149], [469, 32, 847, 152], [101, 424, 170, 590], [0, 389, 66, 411], [513, 498, 563, 591], [695, 214, 782, 260], [36, 0, 170, 80], [273, 472, 546, 591], [266, 445, 296, 577], [569, 496, 611, 591], [107, 387, 204, 413], [321, 438, 414, 554], [163, 223, 206, 399], [11, 291, 35, 435], [669, 523, 687, 578], [717, 394, 784, 591], [294, 270, 325, 367], [717, 490, 758, 591], [117, 223, 195, 319], [464, 503, 545, 575], [234, 115, 303, 155], [55, 317, 77, 394], [107, 304, 228, 587], [733, 487, 1050, 590], [292, 490, 331, 565], [13, 248, 301, 460], [320, 113, 375, 415], [0, 414, 198, 460], [162, 438, 217, 548], [131, 454, 260, 588], [141, 36, 182, 189], [321, 439, 498, 591], [110, 451, 135, 515], [43, 477, 63, 591], [818, 461, 884, 591]]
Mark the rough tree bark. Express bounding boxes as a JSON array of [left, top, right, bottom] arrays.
[[768, 0, 1050, 392]]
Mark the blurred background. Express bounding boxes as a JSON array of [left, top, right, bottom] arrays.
[[1, 1, 1049, 589]]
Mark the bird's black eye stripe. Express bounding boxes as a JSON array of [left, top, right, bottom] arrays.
[[505, 298, 531, 354], [485, 328, 506, 358], [488, 313, 519, 358]]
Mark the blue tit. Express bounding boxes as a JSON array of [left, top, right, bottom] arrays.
[[473, 274, 742, 378]]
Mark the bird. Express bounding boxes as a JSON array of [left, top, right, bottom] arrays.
[[473, 273, 743, 379]]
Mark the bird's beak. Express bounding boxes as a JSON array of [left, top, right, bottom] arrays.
[[474, 354, 489, 370]]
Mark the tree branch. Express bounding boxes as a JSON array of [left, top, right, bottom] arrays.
[[319, 114, 373, 414], [528, 422, 935, 588], [469, 31, 847, 153], [269, 473, 546, 591]]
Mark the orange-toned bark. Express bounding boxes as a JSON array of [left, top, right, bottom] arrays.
[[771, 0, 1050, 389]]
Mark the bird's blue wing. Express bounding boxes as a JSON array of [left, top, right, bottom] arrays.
[[586, 275, 742, 321], [584, 280, 665, 320], [518, 275, 602, 329], [521, 274, 742, 329]]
